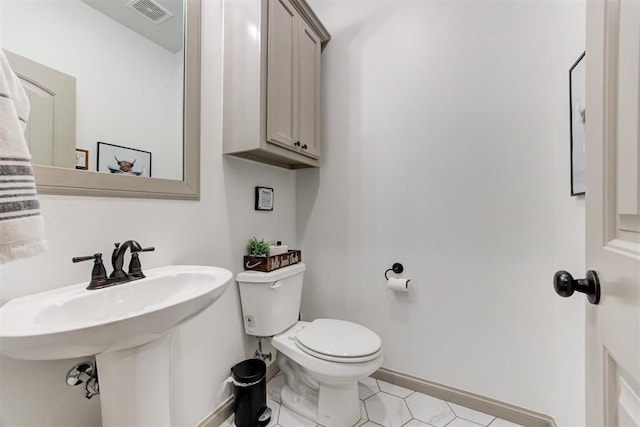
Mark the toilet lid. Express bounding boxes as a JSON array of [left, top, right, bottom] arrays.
[[294, 319, 382, 362]]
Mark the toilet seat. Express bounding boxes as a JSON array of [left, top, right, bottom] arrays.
[[294, 319, 382, 363]]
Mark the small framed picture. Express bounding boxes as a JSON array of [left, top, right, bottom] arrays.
[[75, 149, 89, 170], [97, 142, 152, 177], [569, 52, 586, 196], [255, 186, 274, 211]]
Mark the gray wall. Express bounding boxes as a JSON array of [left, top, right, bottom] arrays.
[[298, 1, 586, 425], [0, 1, 296, 425], [0, 0, 589, 426]]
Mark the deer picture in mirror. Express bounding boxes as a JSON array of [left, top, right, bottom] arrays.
[[0, 0, 200, 199]]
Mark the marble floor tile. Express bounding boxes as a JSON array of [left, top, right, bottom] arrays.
[[224, 375, 526, 427], [448, 402, 496, 426], [358, 400, 369, 426], [358, 376, 380, 400], [488, 418, 525, 427], [377, 379, 414, 398], [447, 417, 485, 426], [267, 374, 286, 403], [277, 405, 318, 427], [404, 392, 455, 427], [266, 397, 281, 427], [364, 392, 412, 427], [402, 419, 433, 427]]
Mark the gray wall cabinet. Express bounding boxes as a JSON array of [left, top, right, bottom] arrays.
[[223, 0, 330, 169]]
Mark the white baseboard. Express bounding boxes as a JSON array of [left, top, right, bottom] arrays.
[[373, 368, 557, 427], [196, 396, 234, 427], [198, 365, 556, 427]]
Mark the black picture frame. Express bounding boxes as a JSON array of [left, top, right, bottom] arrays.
[[97, 142, 152, 177], [569, 52, 586, 196], [255, 186, 274, 211]]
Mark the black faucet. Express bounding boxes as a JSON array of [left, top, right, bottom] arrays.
[[111, 240, 155, 281], [73, 240, 155, 290], [71, 253, 109, 289], [111, 240, 142, 281]]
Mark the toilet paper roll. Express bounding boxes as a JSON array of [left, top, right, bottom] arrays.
[[388, 277, 410, 292]]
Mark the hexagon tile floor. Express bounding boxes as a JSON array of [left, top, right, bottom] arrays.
[[222, 373, 524, 427]]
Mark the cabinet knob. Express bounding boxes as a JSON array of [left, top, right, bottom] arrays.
[[301, 144, 308, 150], [294, 141, 301, 147]]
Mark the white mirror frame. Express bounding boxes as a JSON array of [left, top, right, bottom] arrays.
[[33, 0, 201, 200]]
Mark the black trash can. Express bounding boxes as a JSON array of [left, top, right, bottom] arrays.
[[231, 359, 270, 427]]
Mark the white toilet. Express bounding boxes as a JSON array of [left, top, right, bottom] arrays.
[[236, 263, 383, 427]]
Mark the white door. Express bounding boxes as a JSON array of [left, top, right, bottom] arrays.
[[584, 0, 640, 425], [3, 50, 76, 169]]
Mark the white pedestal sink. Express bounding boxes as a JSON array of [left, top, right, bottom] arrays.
[[0, 265, 233, 426]]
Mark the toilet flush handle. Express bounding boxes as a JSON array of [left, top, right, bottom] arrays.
[[270, 281, 283, 289]]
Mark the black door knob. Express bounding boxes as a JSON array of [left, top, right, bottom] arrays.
[[553, 270, 601, 304]]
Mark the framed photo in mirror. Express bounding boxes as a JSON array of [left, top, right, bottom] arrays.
[[97, 142, 152, 177], [75, 149, 88, 170]]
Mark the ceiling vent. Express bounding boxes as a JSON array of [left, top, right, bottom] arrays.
[[126, 0, 173, 25]]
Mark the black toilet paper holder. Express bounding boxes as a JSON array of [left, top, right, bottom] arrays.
[[384, 263, 404, 280]]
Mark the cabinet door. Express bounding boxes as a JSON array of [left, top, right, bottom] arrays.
[[266, 0, 298, 148], [297, 20, 321, 159]]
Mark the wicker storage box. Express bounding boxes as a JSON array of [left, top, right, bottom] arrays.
[[243, 250, 302, 272]]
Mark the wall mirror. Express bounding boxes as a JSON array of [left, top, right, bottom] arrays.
[[0, 0, 200, 199]]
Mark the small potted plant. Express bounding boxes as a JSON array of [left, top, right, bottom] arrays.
[[246, 237, 269, 257]]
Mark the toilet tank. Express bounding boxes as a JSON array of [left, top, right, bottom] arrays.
[[236, 263, 306, 336]]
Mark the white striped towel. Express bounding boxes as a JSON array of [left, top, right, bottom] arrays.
[[0, 50, 46, 263]]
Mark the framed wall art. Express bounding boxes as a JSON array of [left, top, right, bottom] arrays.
[[569, 52, 586, 196], [75, 148, 88, 170], [97, 142, 151, 177], [255, 186, 274, 211]]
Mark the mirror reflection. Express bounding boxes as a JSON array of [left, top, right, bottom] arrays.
[[1, 0, 185, 181]]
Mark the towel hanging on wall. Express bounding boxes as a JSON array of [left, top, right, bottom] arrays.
[[0, 50, 46, 263]]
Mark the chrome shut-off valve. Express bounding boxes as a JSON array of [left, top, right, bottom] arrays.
[[66, 362, 100, 399], [254, 337, 273, 362]]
